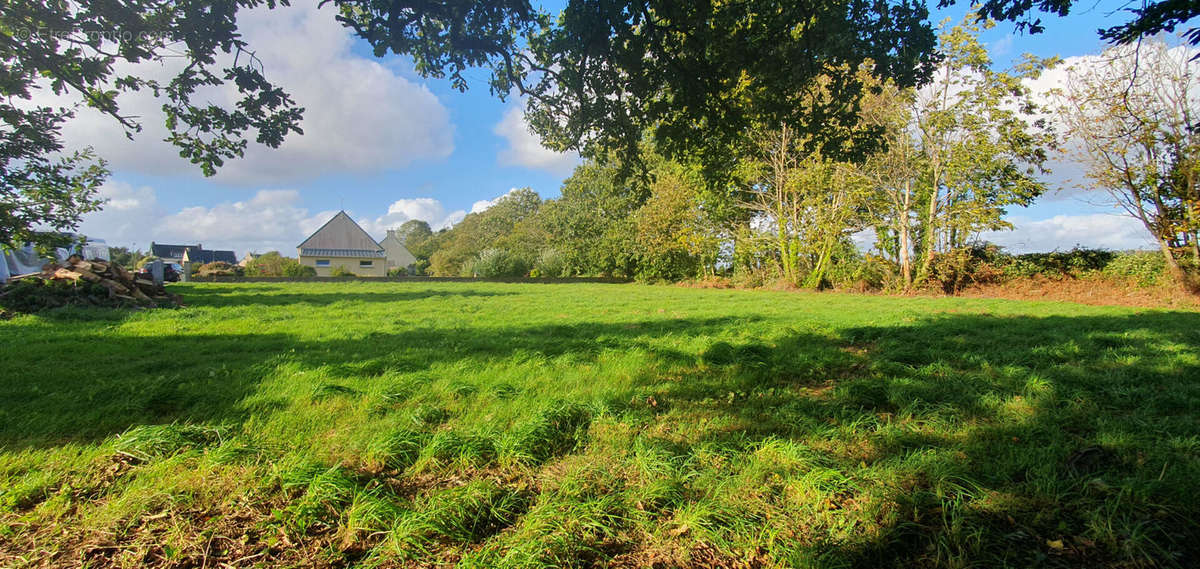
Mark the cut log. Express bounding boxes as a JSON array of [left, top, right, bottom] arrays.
[[89, 260, 109, 273], [131, 288, 152, 302], [74, 268, 102, 282], [98, 278, 130, 295], [134, 279, 157, 295], [53, 268, 84, 281], [115, 265, 133, 282], [73, 260, 94, 273], [66, 255, 82, 265]]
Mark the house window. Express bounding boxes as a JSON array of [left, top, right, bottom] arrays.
[[359, 260, 373, 268], [316, 260, 330, 267]]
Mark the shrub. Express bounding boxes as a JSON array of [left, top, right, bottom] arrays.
[[286, 264, 317, 277], [458, 258, 476, 278], [1002, 248, 1117, 279], [412, 259, 430, 276], [245, 252, 314, 277], [822, 250, 890, 291], [330, 265, 356, 278], [534, 248, 570, 278], [928, 244, 1006, 293], [195, 261, 241, 277], [473, 249, 528, 278], [1102, 251, 1167, 286]]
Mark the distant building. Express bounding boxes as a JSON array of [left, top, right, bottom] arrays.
[[380, 229, 418, 273], [238, 252, 258, 268], [297, 211, 387, 277], [150, 242, 237, 265]]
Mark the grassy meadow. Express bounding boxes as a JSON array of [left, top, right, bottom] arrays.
[[1, 282, 1198, 568]]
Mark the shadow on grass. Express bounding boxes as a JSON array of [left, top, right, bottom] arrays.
[[1, 304, 1198, 566], [174, 284, 518, 307], [648, 312, 1200, 567], [0, 315, 738, 448]]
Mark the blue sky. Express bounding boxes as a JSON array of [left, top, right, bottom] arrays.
[[71, 0, 1164, 256]]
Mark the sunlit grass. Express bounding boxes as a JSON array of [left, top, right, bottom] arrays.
[[1, 281, 1198, 567]]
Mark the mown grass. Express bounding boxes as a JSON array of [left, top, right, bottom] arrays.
[[1, 282, 1198, 568]]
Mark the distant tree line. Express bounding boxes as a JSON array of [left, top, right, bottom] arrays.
[[394, 19, 1197, 291]]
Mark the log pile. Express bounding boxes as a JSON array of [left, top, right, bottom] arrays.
[[0, 256, 182, 313]]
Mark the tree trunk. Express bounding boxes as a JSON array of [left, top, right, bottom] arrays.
[[1155, 237, 1187, 286], [916, 182, 940, 284], [898, 181, 913, 289]]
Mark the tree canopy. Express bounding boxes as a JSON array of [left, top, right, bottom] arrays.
[[2, 0, 305, 249], [943, 0, 1199, 46], [336, 0, 939, 179]]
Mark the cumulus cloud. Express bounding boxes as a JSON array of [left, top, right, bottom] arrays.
[[38, 2, 454, 185], [980, 214, 1154, 253], [468, 187, 528, 214], [1022, 43, 1200, 197], [358, 197, 467, 235], [75, 181, 164, 247], [494, 104, 580, 176]]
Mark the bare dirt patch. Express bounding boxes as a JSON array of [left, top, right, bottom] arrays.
[[958, 276, 1200, 310]]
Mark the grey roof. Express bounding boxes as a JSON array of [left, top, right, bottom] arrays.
[[188, 249, 238, 264], [152, 243, 235, 264], [151, 243, 198, 259], [297, 211, 383, 250], [300, 248, 386, 258]]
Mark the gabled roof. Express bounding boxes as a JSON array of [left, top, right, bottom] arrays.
[[189, 249, 238, 264], [152, 243, 236, 264], [151, 243, 199, 259], [297, 211, 383, 252]]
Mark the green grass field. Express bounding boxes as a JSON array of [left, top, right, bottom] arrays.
[[2, 282, 1198, 568]]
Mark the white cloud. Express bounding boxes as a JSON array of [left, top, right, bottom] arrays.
[[359, 197, 467, 234], [1023, 43, 1200, 198], [469, 187, 524, 214], [75, 181, 163, 247], [989, 34, 1016, 59], [38, 2, 453, 185], [493, 104, 580, 176], [980, 214, 1155, 253]]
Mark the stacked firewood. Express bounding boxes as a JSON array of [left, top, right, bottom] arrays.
[[2, 256, 181, 312]]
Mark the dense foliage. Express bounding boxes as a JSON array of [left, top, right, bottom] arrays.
[[244, 252, 315, 277], [2, 0, 305, 250], [389, 18, 1192, 294]]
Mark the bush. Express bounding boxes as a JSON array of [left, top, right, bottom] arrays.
[[533, 248, 570, 278], [928, 244, 1006, 293], [195, 261, 241, 277], [472, 249, 528, 278], [1002, 248, 1117, 279], [245, 252, 314, 277], [330, 265, 356, 278], [288, 264, 317, 277], [1102, 251, 1167, 287]]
